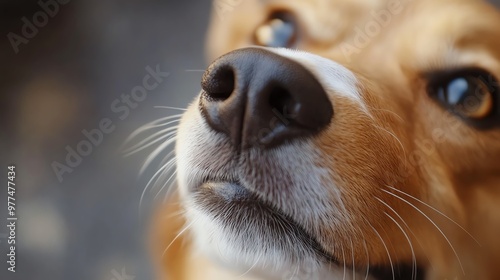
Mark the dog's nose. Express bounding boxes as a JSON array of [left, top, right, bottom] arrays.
[[200, 48, 333, 148]]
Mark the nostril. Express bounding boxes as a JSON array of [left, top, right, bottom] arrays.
[[199, 48, 333, 149], [202, 65, 235, 101], [268, 86, 297, 125]]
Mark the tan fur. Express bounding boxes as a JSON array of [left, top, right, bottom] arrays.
[[152, 0, 500, 279]]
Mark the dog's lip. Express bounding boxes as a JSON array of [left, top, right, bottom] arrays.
[[193, 177, 341, 263], [193, 178, 424, 279], [201, 181, 251, 202]]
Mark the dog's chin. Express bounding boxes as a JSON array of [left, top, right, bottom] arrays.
[[187, 180, 338, 279], [185, 181, 419, 280], [192, 181, 336, 262]]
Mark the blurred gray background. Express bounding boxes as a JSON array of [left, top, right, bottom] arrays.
[[0, 0, 209, 279], [1, 1, 500, 280]]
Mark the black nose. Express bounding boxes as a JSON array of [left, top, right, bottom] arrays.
[[200, 48, 333, 149]]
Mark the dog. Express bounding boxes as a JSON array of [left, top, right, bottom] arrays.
[[149, 0, 500, 279]]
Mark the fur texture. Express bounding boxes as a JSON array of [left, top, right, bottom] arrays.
[[151, 0, 500, 279]]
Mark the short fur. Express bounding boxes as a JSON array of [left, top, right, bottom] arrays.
[[151, 0, 500, 279]]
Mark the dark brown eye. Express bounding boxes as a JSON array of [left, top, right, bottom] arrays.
[[427, 68, 498, 121], [254, 11, 297, 48]]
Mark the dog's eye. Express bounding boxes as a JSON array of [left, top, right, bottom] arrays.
[[427, 69, 498, 121], [254, 11, 297, 48]]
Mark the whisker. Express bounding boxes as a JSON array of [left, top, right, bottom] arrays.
[[370, 224, 395, 280], [154, 106, 188, 111], [376, 198, 417, 280], [376, 196, 436, 277], [124, 120, 180, 150], [378, 209, 417, 280], [385, 212, 417, 280], [288, 261, 300, 280], [161, 218, 197, 258], [237, 253, 262, 278], [382, 189, 465, 275], [368, 107, 405, 123], [154, 165, 177, 203], [139, 157, 176, 215], [163, 209, 186, 220], [163, 178, 178, 203], [154, 170, 177, 200], [363, 239, 370, 280], [146, 149, 175, 184], [156, 149, 175, 168], [151, 156, 177, 193], [124, 129, 177, 156], [124, 114, 182, 144], [140, 136, 177, 174], [372, 125, 407, 162], [386, 186, 481, 246]]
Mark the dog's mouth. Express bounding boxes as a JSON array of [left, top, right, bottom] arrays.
[[193, 178, 338, 262], [190, 176, 424, 280]]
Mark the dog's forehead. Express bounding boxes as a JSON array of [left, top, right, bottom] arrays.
[[391, 0, 500, 72], [207, 0, 388, 60], [330, 0, 500, 84], [263, 0, 387, 42], [209, 0, 500, 68]]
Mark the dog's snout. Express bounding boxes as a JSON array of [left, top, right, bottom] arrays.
[[200, 48, 333, 148]]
